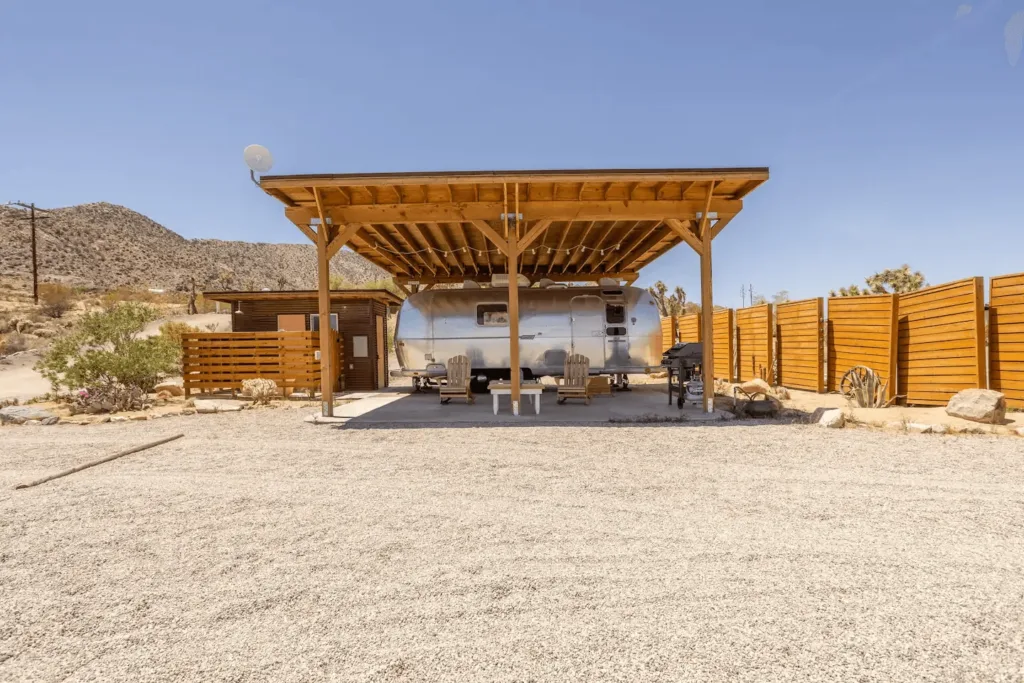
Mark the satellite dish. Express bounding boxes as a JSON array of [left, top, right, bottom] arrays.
[[243, 145, 274, 173]]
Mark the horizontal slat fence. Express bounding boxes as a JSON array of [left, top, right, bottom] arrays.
[[735, 304, 773, 382], [989, 272, 1024, 408], [677, 313, 702, 343], [182, 331, 340, 397], [776, 298, 824, 392], [713, 309, 735, 381], [897, 278, 985, 406], [660, 316, 676, 351], [826, 294, 898, 400]]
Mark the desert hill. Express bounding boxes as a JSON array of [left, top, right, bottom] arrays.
[[0, 202, 388, 291]]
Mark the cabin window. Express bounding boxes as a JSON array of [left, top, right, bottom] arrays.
[[605, 304, 625, 324], [477, 303, 509, 327], [352, 335, 368, 358], [606, 326, 627, 337], [309, 313, 338, 332]]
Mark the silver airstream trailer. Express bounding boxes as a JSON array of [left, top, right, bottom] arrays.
[[394, 282, 663, 389]]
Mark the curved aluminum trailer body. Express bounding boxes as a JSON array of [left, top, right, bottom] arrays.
[[394, 285, 663, 379]]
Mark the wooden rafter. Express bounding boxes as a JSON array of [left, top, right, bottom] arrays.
[[581, 223, 621, 272], [517, 218, 553, 255], [431, 222, 464, 275], [396, 271, 641, 286], [653, 182, 667, 200], [409, 223, 449, 275], [566, 220, 598, 269], [698, 180, 717, 238], [450, 222, 478, 274], [578, 183, 586, 200], [366, 224, 419, 273], [542, 220, 574, 274], [469, 219, 511, 257], [626, 182, 638, 200], [614, 223, 672, 273], [603, 221, 656, 272], [446, 184, 454, 202], [392, 222, 436, 275], [326, 223, 364, 260], [678, 180, 695, 198], [294, 221, 318, 244]]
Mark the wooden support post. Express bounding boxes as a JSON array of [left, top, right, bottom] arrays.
[[507, 183, 521, 415], [314, 188, 335, 417], [700, 229, 714, 414]]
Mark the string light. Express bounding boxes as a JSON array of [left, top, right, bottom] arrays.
[[370, 241, 625, 258]]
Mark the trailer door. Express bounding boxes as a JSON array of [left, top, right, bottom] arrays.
[[569, 295, 605, 370]]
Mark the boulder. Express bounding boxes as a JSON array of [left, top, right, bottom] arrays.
[[193, 399, 245, 414], [945, 389, 1006, 425], [109, 416, 130, 423], [0, 406, 60, 425], [811, 407, 845, 429], [153, 381, 184, 397], [736, 378, 772, 397], [907, 423, 933, 434], [742, 398, 780, 419]]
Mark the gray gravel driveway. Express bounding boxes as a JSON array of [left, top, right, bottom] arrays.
[[2, 412, 1023, 681]]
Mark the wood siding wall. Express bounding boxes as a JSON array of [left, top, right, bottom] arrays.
[[735, 304, 773, 383], [712, 309, 734, 381], [990, 272, 1024, 408], [826, 294, 898, 398], [897, 278, 985, 406], [677, 313, 702, 343], [776, 298, 824, 392], [230, 297, 389, 391]]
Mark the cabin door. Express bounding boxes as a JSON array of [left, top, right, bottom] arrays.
[[569, 295, 605, 369]]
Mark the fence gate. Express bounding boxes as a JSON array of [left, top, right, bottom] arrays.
[[735, 304, 773, 383]]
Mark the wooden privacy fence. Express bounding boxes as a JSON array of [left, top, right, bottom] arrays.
[[181, 331, 341, 397], [826, 293, 898, 399], [677, 313, 702, 343], [735, 304, 773, 382], [660, 316, 676, 350], [776, 298, 824, 393], [990, 272, 1024, 408], [897, 278, 985, 406], [713, 309, 734, 381]]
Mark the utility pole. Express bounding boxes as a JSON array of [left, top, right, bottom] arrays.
[[740, 284, 746, 308], [6, 202, 50, 304]]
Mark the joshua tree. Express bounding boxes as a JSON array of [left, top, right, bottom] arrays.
[[831, 265, 927, 297], [647, 281, 687, 316]]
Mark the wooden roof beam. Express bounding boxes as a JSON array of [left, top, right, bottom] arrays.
[[365, 223, 419, 274], [581, 223, 621, 272], [613, 225, 673, 274], [392, 223, 436, 276], [664, 218, 703, 255], [517, 219, 553, 256], [538, 220, 572, 274], [431, 222, 464, 275], [710, 214, 736, 240], [603, 221, 660, 272], [469, 220, 511, 257], [396, 271, 641, 286], [285, 199, 743, 225], [408, 223, 450, 276], [566, 221, 598, 269]]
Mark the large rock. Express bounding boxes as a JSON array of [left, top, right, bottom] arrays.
[[740, 397, 781, 419], [193, 399, 246, 414], [945, 389, 1006, 425], [811, 407, 845, 429], [736, 378, 772, 397], [0, 406, 60, 425], [153, 381, 184, 397]]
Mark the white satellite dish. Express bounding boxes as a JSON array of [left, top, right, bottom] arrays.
[[243, 144, 274, 174]]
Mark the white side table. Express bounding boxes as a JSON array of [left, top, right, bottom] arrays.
[[488, 382, 544, 415]]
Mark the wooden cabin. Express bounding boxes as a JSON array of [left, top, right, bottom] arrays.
[[203, 290, 403, 391]]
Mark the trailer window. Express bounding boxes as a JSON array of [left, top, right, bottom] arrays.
[[606, 304, 625, 324], [606, 326, 627, 337], [477, 303, 509, 326]]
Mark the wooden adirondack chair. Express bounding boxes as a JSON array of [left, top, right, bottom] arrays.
[[440, 355, 474, 404], [557, 354, 591, 405]]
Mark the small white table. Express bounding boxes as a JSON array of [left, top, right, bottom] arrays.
[[488, 382, 544, 415]]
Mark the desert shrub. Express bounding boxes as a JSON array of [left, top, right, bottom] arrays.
[[241, 378, 278, 405], [35, 302, 179, 394], [159, 321, 201, 347], [39, 282, 76, 318], [0, 332, 30, 356], [69, 379, 147, 415]]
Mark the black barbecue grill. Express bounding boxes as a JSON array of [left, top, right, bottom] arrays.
[[661, 342, 704, 408]]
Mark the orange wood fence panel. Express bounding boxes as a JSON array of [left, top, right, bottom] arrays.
[[989, 272, 1024, 408], [776, 298, 824, 392], [677, 313, 702, 343], [897, 278, 985, 406], [735, 304, 773, 382], [181, 331, 341, 397], [712, 309, 734, 381], [660, 317, 676, 351], [826, 294, 898, 399]]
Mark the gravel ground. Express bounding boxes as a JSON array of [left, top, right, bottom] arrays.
[[2, 413, 1024, 682]]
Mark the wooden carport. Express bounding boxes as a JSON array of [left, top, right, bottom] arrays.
[[258, 168, 769, 416]]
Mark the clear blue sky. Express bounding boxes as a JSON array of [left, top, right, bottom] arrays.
[[2, 0, 1021, 306]]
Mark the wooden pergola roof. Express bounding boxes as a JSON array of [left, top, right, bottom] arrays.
[[203, 289, 403, 306], [259, 168, 768, 284]]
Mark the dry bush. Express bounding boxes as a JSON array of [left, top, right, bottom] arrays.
[[39, 283, 76, 318], [159, 321, 201, 347], [70, 378, 148, 415], [0, 332, 30, 356], [241, 378, 278, 405]]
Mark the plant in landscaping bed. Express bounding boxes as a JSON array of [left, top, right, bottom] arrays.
[[35, 302, 179, 405]]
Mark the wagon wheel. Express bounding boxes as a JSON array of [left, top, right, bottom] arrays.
[[839, 366, 875, 399]]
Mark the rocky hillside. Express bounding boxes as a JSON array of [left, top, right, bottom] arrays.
[[0, 202, 388, 291]]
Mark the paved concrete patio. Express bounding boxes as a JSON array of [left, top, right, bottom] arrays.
[[309, 383, 732, 426]]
